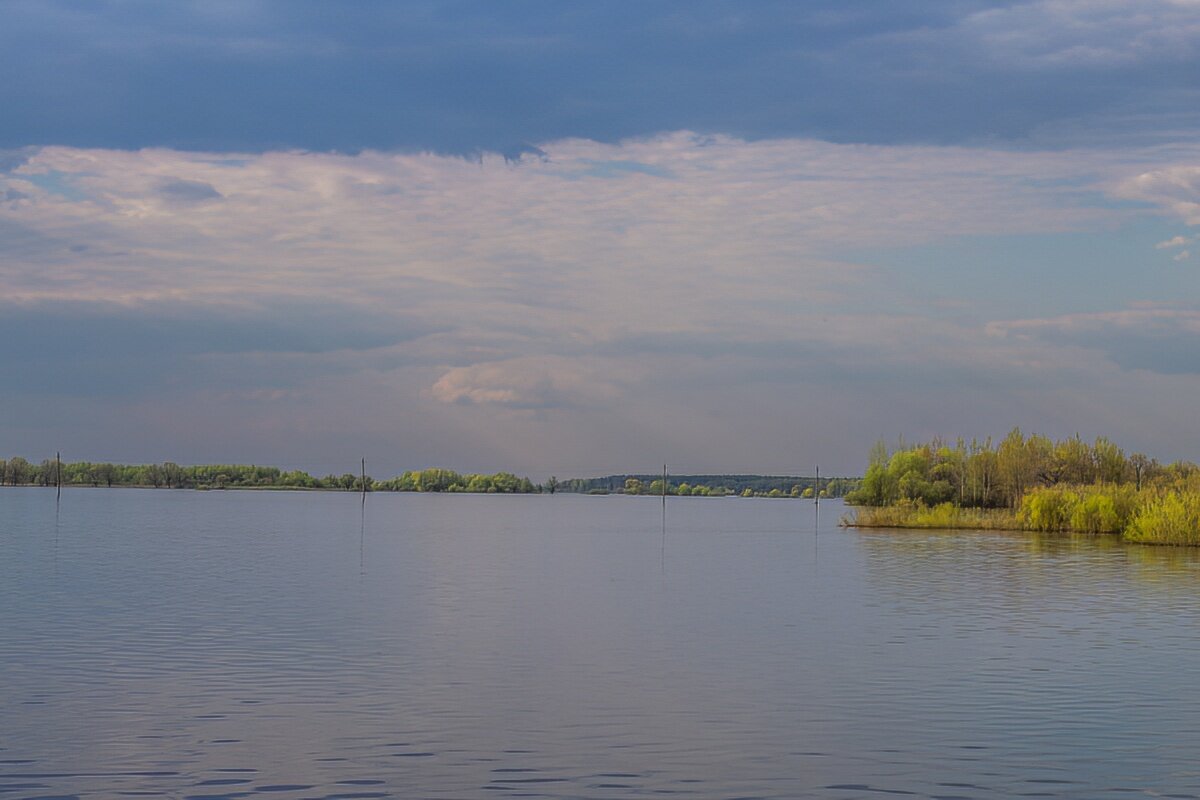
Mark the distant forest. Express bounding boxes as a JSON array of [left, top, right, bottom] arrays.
[[0, 457, 859, 499], [559, 474, 858, 498], [0, 458, 537, 494]]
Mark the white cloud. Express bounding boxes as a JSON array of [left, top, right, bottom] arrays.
[[1, 133, 1174, 315], [430, 356, 625, 409], [6, 133, 1200, 471], [1113, 164, 1200, 224], [956, 0, 1200, 68], [989, 305, 1200, 337], [1156, 234, 1194, 248], [1175, 249, 1192, 260]]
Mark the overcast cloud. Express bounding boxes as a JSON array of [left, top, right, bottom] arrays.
[[2, 2, 1200, 475]]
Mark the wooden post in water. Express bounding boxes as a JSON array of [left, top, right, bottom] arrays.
[[56, 451, 61, 500], [815, 464, 819, 508], [661, 464, 667, 572], [361, 457, 367, 498]]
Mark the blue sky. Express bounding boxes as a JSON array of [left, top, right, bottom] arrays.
[[5, 1, 1200, 153], [2, 1, 1200, 476]]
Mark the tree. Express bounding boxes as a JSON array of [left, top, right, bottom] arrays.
[[545, 476, 559, 494], [973, 445, 998, 507], [1053, 435, 1093, 485], [163, 462, 183, 488], [95, 462, 116, 488], [868, 439, 889, 468], [491, 472, 520, 493], [1093, 437, 1127, 484], [466, 474, 492, 493], [1025, 434, 1054, 486], [145, 464, 164, 488], [5, 457, 30, 486], [997, 428, 1032, 508]]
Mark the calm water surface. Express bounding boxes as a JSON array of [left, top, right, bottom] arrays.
[[3, 489, 1200, 799]]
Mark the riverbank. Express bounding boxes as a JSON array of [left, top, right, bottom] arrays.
[[843, 431, 1200, 546], [846, 486, 1200, 546], [848, 503, 1020, 531]]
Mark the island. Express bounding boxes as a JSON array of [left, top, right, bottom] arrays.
[[845, 429, 1200, 545]]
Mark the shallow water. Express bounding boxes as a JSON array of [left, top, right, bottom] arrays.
[[3, 488, 1200, 799]]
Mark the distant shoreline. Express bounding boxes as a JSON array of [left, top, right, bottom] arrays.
[[0, 482, 845, 498], [0, 457, 860, 498]]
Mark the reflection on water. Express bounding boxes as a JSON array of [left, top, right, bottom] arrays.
[[3, 489, 1200, 799]]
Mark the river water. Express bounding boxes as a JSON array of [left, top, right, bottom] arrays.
[[3, 488, 1200, 799]]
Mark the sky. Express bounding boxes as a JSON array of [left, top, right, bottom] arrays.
[[2, 0, 1200, 478]]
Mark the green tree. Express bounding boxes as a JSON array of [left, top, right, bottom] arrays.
[[163, 462, 183, 488], [6, 457, 31, 485], [1129, 453, 1151, 491], [1093, 437, 1127, 484], [95, 462, 116, 488], [1053, 435, 1094, 485]]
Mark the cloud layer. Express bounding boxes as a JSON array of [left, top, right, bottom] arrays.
[[2, 133, 1200, 473], [4, 1, 1200, 152]]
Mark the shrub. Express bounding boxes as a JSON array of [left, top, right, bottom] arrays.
[[1124, 491, 1200, 545], [1070, 493, 1119, 533], [1021, 487, 1078, 532]]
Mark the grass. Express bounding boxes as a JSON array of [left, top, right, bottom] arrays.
[[847, 485, 1200, 546], [848, 501, 1019, 531], [1124, 491, 1200, 546]]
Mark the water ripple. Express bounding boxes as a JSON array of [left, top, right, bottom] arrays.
[[3, 491, 1200, 798]]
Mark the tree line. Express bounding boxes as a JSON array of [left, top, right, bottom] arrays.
[[846, 429, 1184, 509], [0, 458, 859, 498], [846, 429, 1200, 545], [561, 474, 858, 497], [0, 457, 539, 494]]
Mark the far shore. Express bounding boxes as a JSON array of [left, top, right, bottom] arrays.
[[1, 482, 837, 498], [0, 458, 858, 499]]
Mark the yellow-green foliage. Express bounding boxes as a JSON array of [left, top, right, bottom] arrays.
[[1020, 484, 1139, 533], [1124, 491, 1200, 546], [1070, 493, 1119, 534], [860, 483, 1197, 544], [847, 434, 1200, 544], [1021, 487, 1076, 531], [1073, 485, 1138, 533], [852, 501, 1019, 530]]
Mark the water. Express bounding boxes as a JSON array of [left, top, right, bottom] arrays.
[[3, 489, 1200, 799]]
